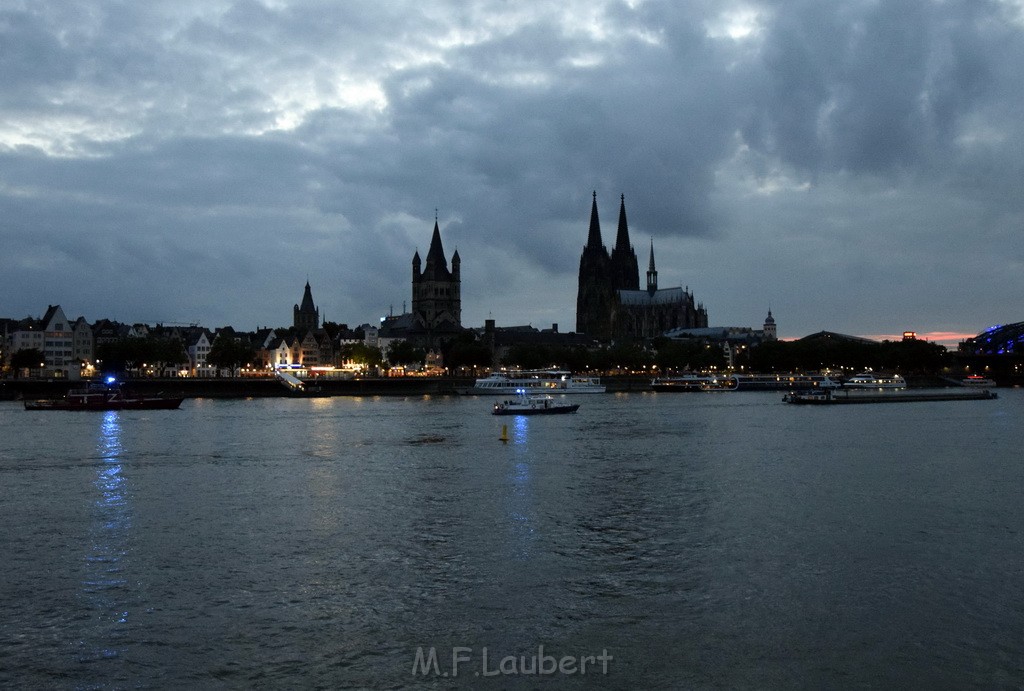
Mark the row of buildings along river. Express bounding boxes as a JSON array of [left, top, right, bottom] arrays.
[[3, 194, 1016, 379]]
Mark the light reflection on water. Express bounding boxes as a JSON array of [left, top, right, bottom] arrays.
[[506, 415, 536, 559], [81, 410, 131, 663], [1, 392, 1023, 688]]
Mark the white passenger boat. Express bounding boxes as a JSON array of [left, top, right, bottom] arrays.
[[843, 372, 907, 389], [492, 393, 580, 415], [468, 370, 605, 394]]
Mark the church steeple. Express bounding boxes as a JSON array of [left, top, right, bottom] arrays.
[[425, 220, 448, 274], [763, 308, 777, 341], [299, 281, 315, 312], [585, 191, 604, 250], [293, 280, 319, 330], [646, 239, 658, 295], [609, 193, 639, 291], [614, 194, 631, 253], [577, 191, 613, 338]]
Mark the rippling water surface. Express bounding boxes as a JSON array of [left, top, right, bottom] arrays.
[[1, 390, 1022, 688]]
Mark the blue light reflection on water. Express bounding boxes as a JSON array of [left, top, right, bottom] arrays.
[[2, 392, 1023, 688], [505, 415, 536, 559], [80, 410, 131, 664]]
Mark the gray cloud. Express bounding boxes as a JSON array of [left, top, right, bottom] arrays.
[[2, 0, 1023, 340]]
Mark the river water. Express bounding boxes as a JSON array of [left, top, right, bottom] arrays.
[[1, 390, 1022, 688]]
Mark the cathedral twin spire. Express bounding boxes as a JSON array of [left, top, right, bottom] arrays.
[[583, 192, 640, 291], [577, 192, 640, 336]]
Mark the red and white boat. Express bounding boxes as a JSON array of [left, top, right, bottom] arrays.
[[24, 379, 184, 411]]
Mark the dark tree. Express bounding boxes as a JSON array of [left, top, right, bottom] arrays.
[[207, 335, 255, 376], [386, 340, 426, 367], [10, 348, 46, 374]]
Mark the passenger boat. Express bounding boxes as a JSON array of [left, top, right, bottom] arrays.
[[843, 372, 907, 389], [651, 376, 716, 391], [468, 370, 605, 395], [24, 380, 184, 411], [492, 393, 580, 415], [961, 375, 996, 387], [732, 373, 840, 391], [652, 373, 737, 391], [651, 374, 714, 391]]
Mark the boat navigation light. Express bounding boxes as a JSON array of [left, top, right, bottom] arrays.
[[105, 375, 117, 385]]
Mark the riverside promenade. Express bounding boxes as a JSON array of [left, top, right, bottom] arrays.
[[1, 375, 655, 400]]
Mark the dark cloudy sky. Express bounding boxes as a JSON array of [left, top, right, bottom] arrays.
[[3, 0, 1023, 343]]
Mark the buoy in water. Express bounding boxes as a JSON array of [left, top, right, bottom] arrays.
[[499, 424, 509, 442]]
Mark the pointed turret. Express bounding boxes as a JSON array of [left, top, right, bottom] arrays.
[[585, 191, 604, 250], [646, 239, 658, 295]]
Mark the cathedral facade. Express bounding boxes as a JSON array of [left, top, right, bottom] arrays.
[[576, 193, 708, 341]]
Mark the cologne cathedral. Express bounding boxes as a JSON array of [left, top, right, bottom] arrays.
[[576, 193, 707, 341]]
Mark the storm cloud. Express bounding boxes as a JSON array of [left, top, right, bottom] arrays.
[[2, 0, 1023, 341]]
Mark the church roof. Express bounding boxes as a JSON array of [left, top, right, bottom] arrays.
[[618, 286, 686, 306], [378, 312, 418, 337], [799, 330, 877, 344], [298, 282, 316, 312], [425, 220, 448, 268]]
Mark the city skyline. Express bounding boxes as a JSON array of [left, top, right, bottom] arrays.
[[2, 1, 1023, 346]]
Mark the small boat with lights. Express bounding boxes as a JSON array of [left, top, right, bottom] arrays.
[[24, 378, 184, 411], [961, 375, 997, 387], [492, 393, 580, 415], [469, 370, 605, 395]]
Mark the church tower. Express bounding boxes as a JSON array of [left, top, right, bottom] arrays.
[[293, 281, 319, 331], [610, 194, 639, 291], [576, 192, 614, 339], [646, 240, 658, 295], [763, 309, 777, 341], [412, 219, 461, 332]]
